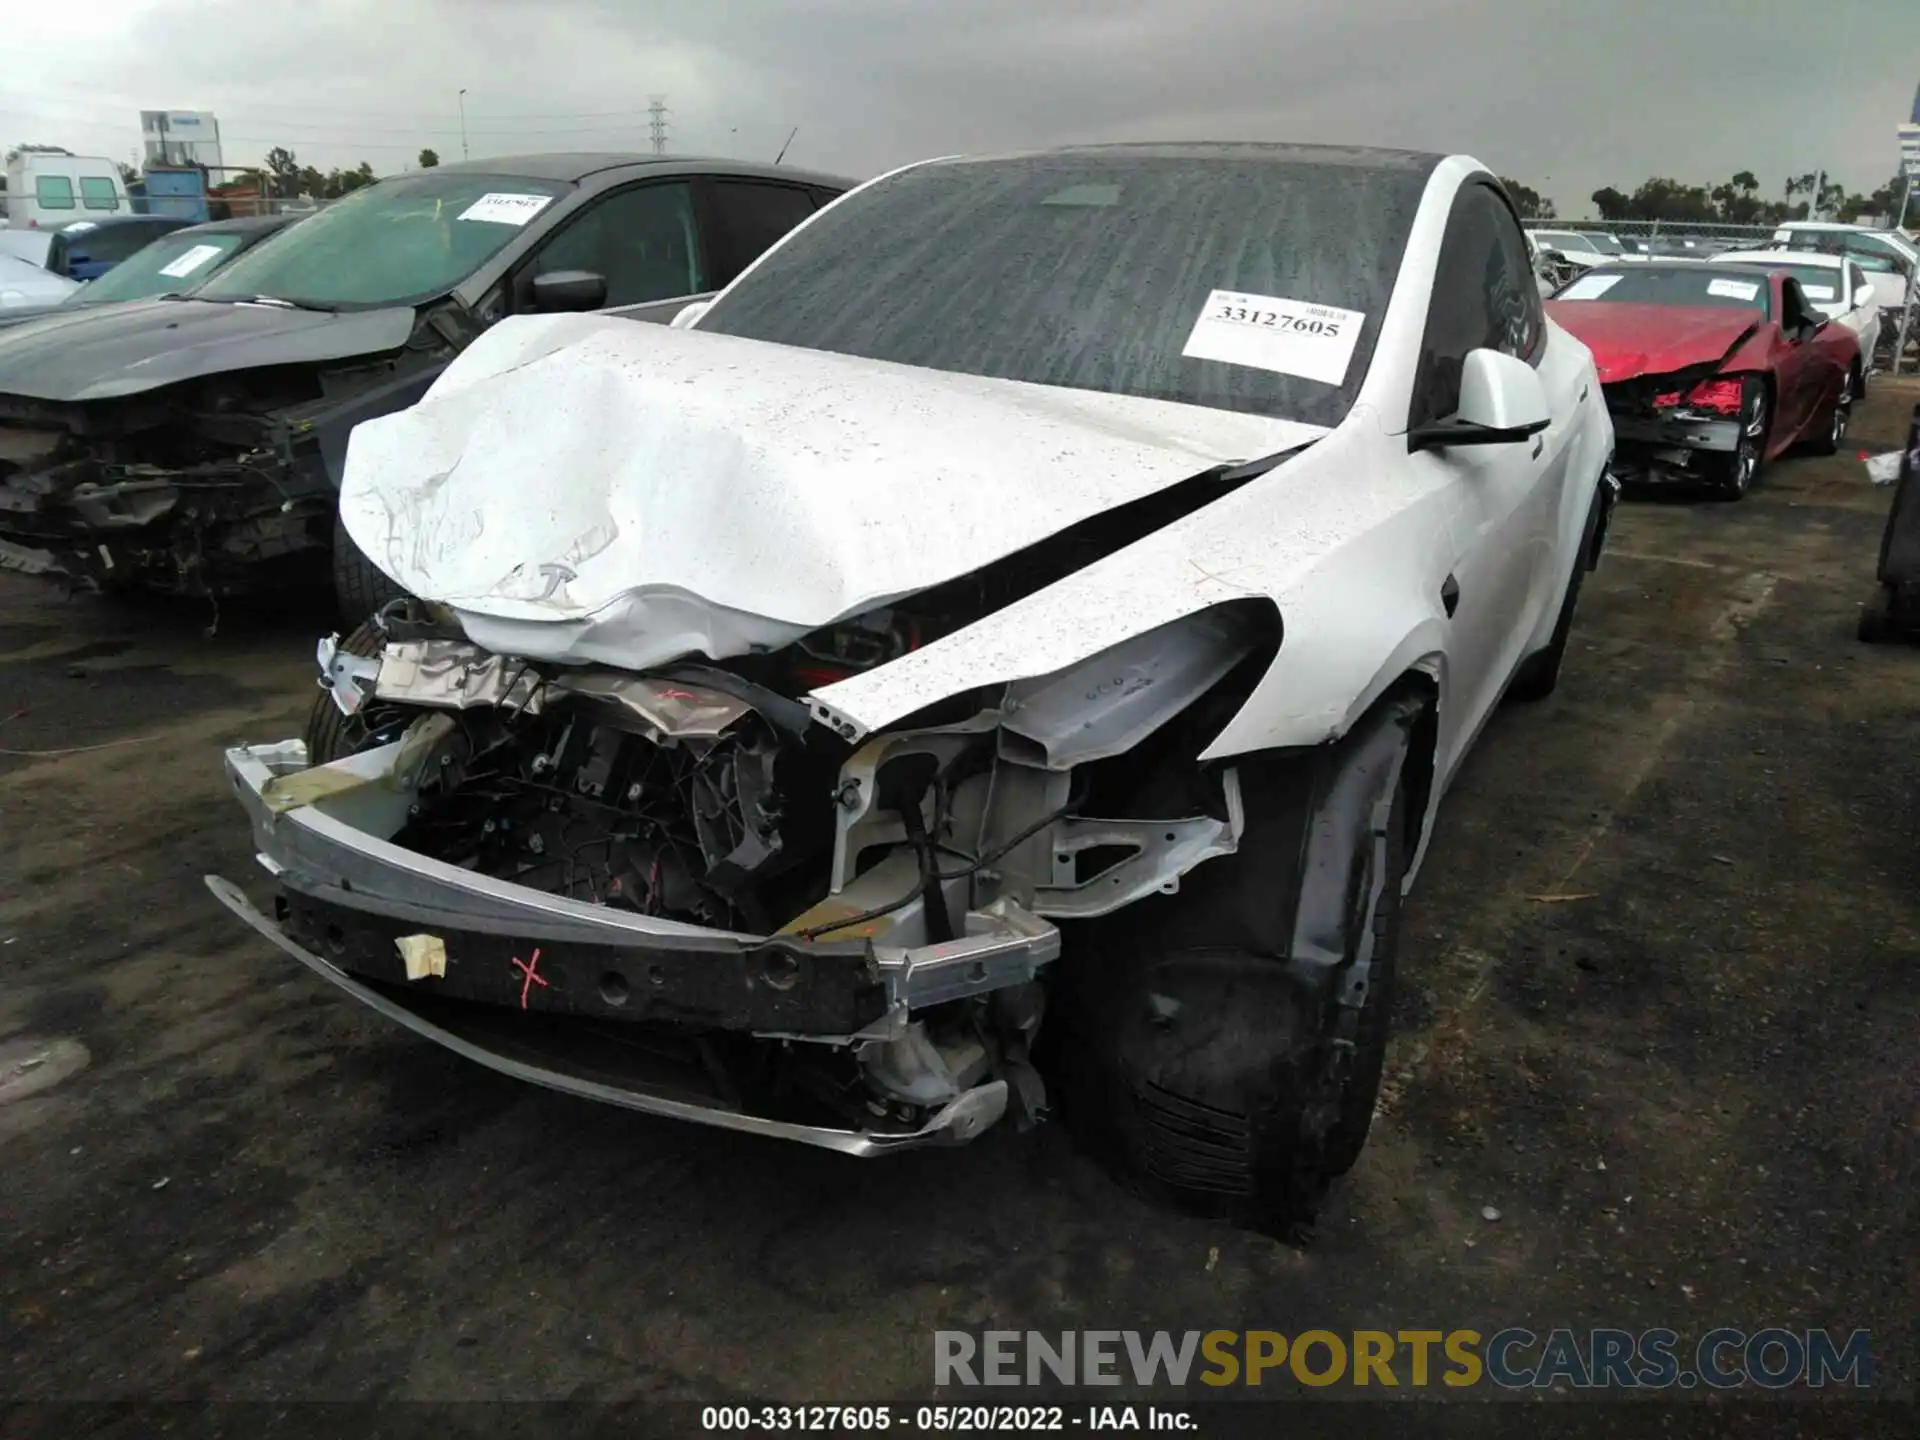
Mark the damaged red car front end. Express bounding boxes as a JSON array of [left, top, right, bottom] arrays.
[[1547, 264, 1859, 498]]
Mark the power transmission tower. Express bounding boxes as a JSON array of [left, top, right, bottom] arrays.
[[647, 96, 670, 156]]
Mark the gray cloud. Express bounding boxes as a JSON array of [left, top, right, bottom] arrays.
[[4, 0, 1916, 213]]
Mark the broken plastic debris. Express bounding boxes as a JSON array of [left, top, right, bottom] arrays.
[[151, 1177, 170, 1191], [1205, 1246, 1219, 1273], [1481, 1205, 1502, 1222], [395, 934, 448, 981], [1863, 452, 1904, 486]]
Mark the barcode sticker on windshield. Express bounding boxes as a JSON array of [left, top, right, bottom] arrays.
[[1558, 274, 1623, 300], [158, 243, 226, 280], [1707, 277, 1760, 301], [457, 192, 553, 226], [1181, 290, 1365, 386], [1801, 284, 1837, 301]]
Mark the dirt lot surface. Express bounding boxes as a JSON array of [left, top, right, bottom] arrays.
[[1, 383, 1917, 1433]]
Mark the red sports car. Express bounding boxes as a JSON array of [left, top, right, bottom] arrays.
[[1546, 261, 1861, 499]]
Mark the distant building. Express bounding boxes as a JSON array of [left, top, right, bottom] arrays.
[[139, 111, 224, 172]]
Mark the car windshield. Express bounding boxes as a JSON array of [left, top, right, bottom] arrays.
[[696, 150, 1433, 429], [1553, 266, 1770, 313], [1721, 261, 1844, 304], [195, 171, 570, 309], [1579, 233, 1625, 254], [1783, 229, 1914, 269], [1537, 232, 1598, 252], [70, 229, 248, 305]]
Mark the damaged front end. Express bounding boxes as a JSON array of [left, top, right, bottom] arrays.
[[212, 598, 1275, 1154], [1600, 368, 1748, 485], [0, 310, 471, 597]]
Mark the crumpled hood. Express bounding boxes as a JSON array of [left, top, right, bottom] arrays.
[[1543, 302, 1759, 384], [0, 296, 420, 402], [339, 313, 1327, 668]]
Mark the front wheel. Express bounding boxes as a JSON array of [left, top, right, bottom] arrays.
[[1704, 379, 1769, 500], [1050, 708, 1418, 1231], [331, 512, 408, 627]]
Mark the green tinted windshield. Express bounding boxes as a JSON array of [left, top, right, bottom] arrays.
[[72, 230, 245, 305], [195, 172, 570, 309]]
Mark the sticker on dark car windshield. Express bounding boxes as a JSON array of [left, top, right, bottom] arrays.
[[1557, 274, 1623, 300], [457, 193, 554, 226], [1706, 277, 1760, 301], [158, 244, 226, 279], [1181, 289, 1365, 386]]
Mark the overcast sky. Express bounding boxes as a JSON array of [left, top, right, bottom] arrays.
[[6, 0, 1918, 214]]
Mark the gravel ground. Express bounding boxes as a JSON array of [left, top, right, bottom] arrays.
[[1, 382, 1916, 1436]]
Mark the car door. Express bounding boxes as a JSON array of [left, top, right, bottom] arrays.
[[1405, 180, 1571, 762], [509, 178, 715, 322], [1770, 278, 1829, 445]]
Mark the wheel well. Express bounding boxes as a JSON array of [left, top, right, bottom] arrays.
[[1372, 670, 1439, 838]]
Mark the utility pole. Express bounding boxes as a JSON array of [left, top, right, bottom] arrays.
[[774, 126, 798, 166], [458, 89, 470, 161], [647, 96, 670, 156]]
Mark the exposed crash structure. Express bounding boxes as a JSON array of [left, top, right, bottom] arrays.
[[214, 145, 1619, 1224], [0, 301, 478, 599]]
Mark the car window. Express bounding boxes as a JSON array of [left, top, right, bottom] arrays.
[[704, 181, 818, 284], [698, 151, 1435, 430], [78, 177, 120, 212], [1552, 266, 1771, 315], [76, 229, 246, 304], [197, 170, 571, 310], [74, 223, 179, 266], [1724, 261, 1840, 302], [528, 180, 703, 308], [1411, 182, 1542, 427], [35, 175, 75, 211]]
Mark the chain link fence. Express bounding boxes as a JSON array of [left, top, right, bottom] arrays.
[[1522, 218, 1783, 249]]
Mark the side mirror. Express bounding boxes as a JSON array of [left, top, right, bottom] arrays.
[[530, 269, 608, 313], [1409, 349, 1552, 451], [669, 299, 711, 330]]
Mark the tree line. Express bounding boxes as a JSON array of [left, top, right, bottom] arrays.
[[237, 145, 441, 200], [1500, 170, 1910, 226]]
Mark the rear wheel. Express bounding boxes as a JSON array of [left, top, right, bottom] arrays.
[[1807, 367, 1855, 457], [1705, 379, 1768, 500]]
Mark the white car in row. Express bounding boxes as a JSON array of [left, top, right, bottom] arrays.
[[215, 143, 1620, 1227], [1711, 248, 1884, 375]]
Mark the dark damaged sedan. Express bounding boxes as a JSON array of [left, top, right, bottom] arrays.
[[0, 153, 852, 612]]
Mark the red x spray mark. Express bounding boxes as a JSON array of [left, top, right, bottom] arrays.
[[510, 948, 547, 1010]]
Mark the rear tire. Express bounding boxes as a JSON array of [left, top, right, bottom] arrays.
[[1050, 710, 1417, 1231], [1807, 367, 1854, 457], [330, 512, 407, 627], [1507, 552, 1589, 703]]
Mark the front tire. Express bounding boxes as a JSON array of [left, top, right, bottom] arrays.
[[1705, 379, 1769, 500], [1050, 710, 1417, 1231], [331, 512, 408, 626]]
